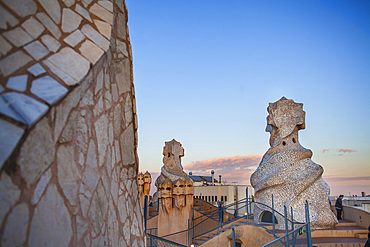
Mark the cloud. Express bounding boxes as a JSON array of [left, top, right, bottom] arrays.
[[324, 176, 370, 183], [323, 176, 370, 196], [322, 149, 330, 153], [184, 155, 262, 185], [338, 149, 357, 153]]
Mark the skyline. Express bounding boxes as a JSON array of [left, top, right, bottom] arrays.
[[126, 0, 370, 196]]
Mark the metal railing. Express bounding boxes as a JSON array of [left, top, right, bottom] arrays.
[[144, 192, 312, 247], [146, 233, 187, 247], [262, 202, 312, 247]]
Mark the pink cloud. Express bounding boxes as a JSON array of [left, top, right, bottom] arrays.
[[183, 155, 262, 185], [322, 149, 330, 153], [323, 176, 370, 196], [338, 149, 357, 153], [324, 176, 370, 182]]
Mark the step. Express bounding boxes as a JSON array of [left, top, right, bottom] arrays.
[[337, 221, 357, 227], [311, 237, 367, 247], [311, 226, 368, 238], [355, 233, 368, 239]]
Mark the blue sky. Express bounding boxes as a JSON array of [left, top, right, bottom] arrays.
[[126, 0, 370, 196]]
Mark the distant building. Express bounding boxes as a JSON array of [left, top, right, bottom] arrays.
[[189, 171, 253, 216], [189, 175, 218, 186]]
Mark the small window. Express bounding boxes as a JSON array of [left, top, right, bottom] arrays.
[[229, 240, 243, 247], [212, 196, 214, 202], [221, 196, 224, 202], [261, 211, 278, 224], [225, 196, 227, 201], [215, 196, 217, 201]]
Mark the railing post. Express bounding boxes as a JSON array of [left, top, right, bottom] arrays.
[[272, 194, 275, 236], [235, 186, 239, 218], [188, 218, 190, 247], [284, 205, 289, 247], [232, 227, 236, 247], [305, 201, 312, 247], [291, 207, 295, 245], [246, 188, 249, 222], [218, 202, 221, 232], [144, 195, 148, 234], [192, 208, 194, 243]]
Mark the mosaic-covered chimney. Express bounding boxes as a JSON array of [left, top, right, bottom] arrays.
[[155, 139, 194, 245], [250, 97, 338, 229]]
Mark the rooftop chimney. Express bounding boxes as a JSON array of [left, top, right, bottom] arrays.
[[211, 170, 214, 186]]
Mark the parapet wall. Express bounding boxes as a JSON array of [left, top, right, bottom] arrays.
[[0, 0, 144, 246]]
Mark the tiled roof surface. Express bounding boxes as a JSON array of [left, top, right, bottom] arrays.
[[0, 0, 114, 169], [190, 175, 218, 183]]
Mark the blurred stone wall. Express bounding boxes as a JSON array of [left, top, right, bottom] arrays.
[[0, 0, 144, 246]]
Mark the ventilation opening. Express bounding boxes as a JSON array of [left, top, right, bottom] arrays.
[[282, 141, 286, 146], [261, 211, 278, 224], [292, 138, 296, 143]]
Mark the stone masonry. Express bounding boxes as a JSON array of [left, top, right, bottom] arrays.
[[0, 0, 144, 246], [250, 97, 338, 229]]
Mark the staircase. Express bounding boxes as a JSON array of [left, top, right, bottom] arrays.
[[192, 198, 239, 245], [310, 220, 368, 247], [148, 206, 158, 217], [193, 198, 219, 221], [192, 216, 368, 246], [192, 218, 247, 246]]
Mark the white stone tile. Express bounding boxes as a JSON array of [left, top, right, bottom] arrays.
[[0, 173, 21, 226], [7, 75, 28, 92], [75, 4, 92, 22], [0, 5, 19, 29], [37, 0, 61, 24], [31, 76, 68, 104], [98, 0, 113, 12], [62, 0, 75, 7], [61, 8, 82, 33], [27, 63, 47, 76], [0, 92, 49, 126], [57, 145, 80, 205], [3, 27, 33, 48], [24, 40, 49, 60], [41, 34, 61, 53], [17, 117, 55, 186], [21, 17, 45, 39], [89, 3, 113, 25], [0, 51, 32, 76], [81, 0, 93, 8], [64, 29, 85, 47], [0, 119, 24, 168], [1, 203, 29, 247], [42, 59, 75, 86], [36, 12, 61, 39], [1, 0, 37, 18], [32, 169, 52, 205], [43, 47, 90, 86], [93, 19, 111, 40], [116, 12, 127, 40], [81, 24, 109, 51], [116, 40, 128, 57], [95, 69, 103, 94], [29, 185, 72, 247], [0, 35, 12, 56], [79, 39, 104, 64]]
